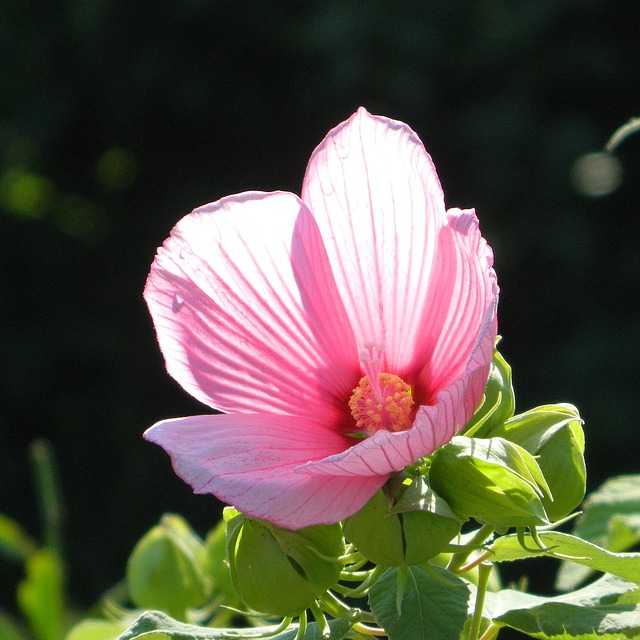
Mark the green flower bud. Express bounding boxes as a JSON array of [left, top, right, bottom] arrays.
[[126, 514, 210, 620], [343, 479, 460, 566], [225, 511, 344, 616], [203, 518, 242, 610], [429, 436, 552, 530], [489, 404, 586, 521], [463, 347, 515, 437]]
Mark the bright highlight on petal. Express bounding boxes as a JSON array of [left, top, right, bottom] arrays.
[[144, 107, 499, 529]]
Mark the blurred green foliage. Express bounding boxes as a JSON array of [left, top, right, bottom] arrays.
[[1, 0, 638, 611]]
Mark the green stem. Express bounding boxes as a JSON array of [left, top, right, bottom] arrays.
[[30, 439, 64, 558], [605, 116, 640, 152], [457, 550, 492, 574], [318, 590, 356, 621], [206, 603, 237, 628], [309, 600, 330, 638], [446, 525, 495, 574], [351, 622, 387, 637], [355, 611, 379, 625], [339, 555, 368, 572], [468, 563, 492, 640], [318, 591, 378, 626], [338, 570, 372, 581], [479, 622, 502, 640], [294, 610, 307, 640], [339, 564, 385, 598]]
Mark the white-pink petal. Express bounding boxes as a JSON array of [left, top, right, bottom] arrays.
[[144, 191, 360, 419], [301, 107, 447, 376], [144, 414, 386, 529], [299, 355, 494, 478], [299, 290, 497, 479]]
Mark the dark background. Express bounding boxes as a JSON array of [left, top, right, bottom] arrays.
[[1, 0, 639, 611]]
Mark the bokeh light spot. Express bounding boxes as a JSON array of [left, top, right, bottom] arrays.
[[54, 194, 109, 244], [571, 152, 623, 197], [96, 147, 138, 192], [0, 168, 55, 218]]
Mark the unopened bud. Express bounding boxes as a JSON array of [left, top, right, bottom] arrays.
[[430, 436, 551, 530], [126, 514, 210, 620], [225, 510, 344, 616], [344, 480, 460, 566]]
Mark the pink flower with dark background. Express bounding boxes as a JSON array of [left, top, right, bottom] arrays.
[[144, 108, 498, 529]]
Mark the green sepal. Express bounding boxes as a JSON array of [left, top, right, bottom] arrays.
[[126, 514, 210, 621], [343, 479, 460, 566], [429, 436, 551, 529], [225, 513, 344, 616], [489, 404, 586, 521], [463, 346, 515, 438]]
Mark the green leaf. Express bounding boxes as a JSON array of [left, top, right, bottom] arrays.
[[369, 566, 470, 640], [17, 549, 64, 640], [116, 611, 256, 639], [490, 531, 640, 585], [115, 611, 350, 640], [483, 574, 640, 639], [0, 514, 36, 562], [557, 475, 640, 591], [501, 601, 640, 639], [430, 436, 551, 529], [488, 572, 640, 614]]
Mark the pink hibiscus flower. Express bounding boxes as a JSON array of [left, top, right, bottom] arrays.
[[144, 108, 498, 530]]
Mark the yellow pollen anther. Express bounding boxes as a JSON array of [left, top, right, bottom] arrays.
[[348, 373, 414, 435]]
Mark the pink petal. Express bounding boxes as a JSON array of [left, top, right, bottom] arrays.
[[414, 208, 499, 402], [301, 107, 448, 375], [144, 414, 386, 529], [144, 191, 360, 419]]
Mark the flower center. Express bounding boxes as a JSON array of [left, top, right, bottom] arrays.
[[347, 344, 414, 436]]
